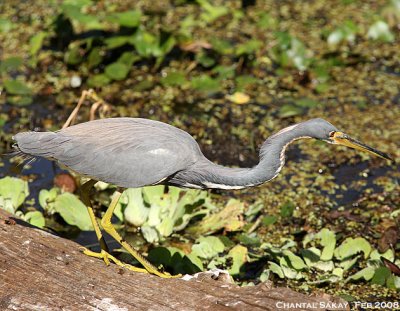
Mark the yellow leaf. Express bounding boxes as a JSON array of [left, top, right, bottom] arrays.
[[226, 92, 250, 104]]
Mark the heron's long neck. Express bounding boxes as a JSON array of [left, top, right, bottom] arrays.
[[176, 129, 308, 190]]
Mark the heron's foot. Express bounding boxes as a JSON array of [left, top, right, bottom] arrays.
[[82, 248, 149, 274]]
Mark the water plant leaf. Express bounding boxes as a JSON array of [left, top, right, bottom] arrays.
[[228, 245, 248, 275], [367, 21, 394, 42], [0, 177, 29, 213], [237, 233, 261, 247], [334, 237, 372, 260], [108, 10, 141, 28], [117, 52, 140, 67], [236, 39, 262, 56], [197, 0, 229, 23], [54, 192, 92, 231], [315, 228, 336, 261], [122, 188, 149, 227], [140, 225, 159, 243], [278, 104, 304, 118], [262, 215, 277, 226], [346, 266, 375, 282], [4, 80, 32, 96], [24, 211, 45, 228], [0, 18, 13, 32], [327, 20, 358, 46], [161, 71, 186, 87], [191, 236, 225, 259], [0, 57, 23, 73], [104, 36, 131, 49], [39, 188, 59, 213], [283, 250, 307, 270], [87, 74, 111, 88], [268, 261, 285, 278], [226, 92, 250, 105], [87, 47, 103, 68], [371, 267, 392, 286], [280, 201, 295, 218], [191, 75, 220, 93], [64, 45, 83, 65], [187, 199, 244, 235], [30, 31, 47, 55], [105, 62, 130, 81], [129, 29, 161, 58]]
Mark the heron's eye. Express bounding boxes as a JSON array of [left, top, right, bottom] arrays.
[[329, 131, 335, 138]]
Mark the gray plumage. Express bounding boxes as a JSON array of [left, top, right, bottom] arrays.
[[13, 117, 338, 190]]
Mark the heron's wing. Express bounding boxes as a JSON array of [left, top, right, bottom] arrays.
[[20, 118, 202, 188]]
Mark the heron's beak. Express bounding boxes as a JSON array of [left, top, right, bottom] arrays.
[[331, 132, 393, 162]]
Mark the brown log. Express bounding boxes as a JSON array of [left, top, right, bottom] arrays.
[[0, 209, 348, 311]]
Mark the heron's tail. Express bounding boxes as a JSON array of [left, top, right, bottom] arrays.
[[12, 131, 59, 159]]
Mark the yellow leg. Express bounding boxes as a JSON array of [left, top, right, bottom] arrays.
[[79, 180, 152, 274], [101, 192, 182, 278], [80, 179, 111, 265]]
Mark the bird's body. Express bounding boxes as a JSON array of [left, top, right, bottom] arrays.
[[13, 117, 392, 278], [13, 117, 349, 190]]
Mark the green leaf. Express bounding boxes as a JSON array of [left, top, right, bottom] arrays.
[[295, 98, 319, 108], [30, 32, 47, 55], [129, 29, 161, 58], [122, 188, 149, 227], [8, 96, 33, 106], [105, 62, 130, 81], [0, 177, 29, 213], [104, 36, 131, 49], [262, 215, 277, 226], [346, 266, 375, 282], [25, 211, 45, 228], [315, 228, 336, 261], [228, 245, 248, 275], [280, 257, 304, 279], [64, 45, 83, 65], [191, 75, 220, 93], [87, 47, 103, 68], [117, 52, 140, 67], [339, 256, 358, 271], [191, 236, 225, 259], [334, 237, 372, 260], [197, 0, 229, 23], [187, 199, 244, 235], [39, 188, 59, 212], [280, 201, 295, 218], [0, 57, 23, 73], [301, 247, 321, 266], [279, 104, 304, 118], [3, 80, 32, 96], [283, 250, 307, 270], [367, 21, 394, 42], [161, 71, 186, 87], [371, 267, 391, 286], [108, 10, 141, 28], [0, 18, 14, 32], [235, 75, 258, 91], [237, 233, 261, 247], [54, 193, 93, 231], [268, 261, 284, 278], [211, 39, 234, 55], [140, 225, 160, 243], [236, 39, 262, 56], [87, 74, 111, 88]]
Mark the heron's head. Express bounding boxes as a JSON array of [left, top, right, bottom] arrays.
[[305, 118, 393, 161]]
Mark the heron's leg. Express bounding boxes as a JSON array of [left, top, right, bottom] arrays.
[[80, 181, 148, 274], [101, 192, 181, 278], [79, 179, 110, 265]]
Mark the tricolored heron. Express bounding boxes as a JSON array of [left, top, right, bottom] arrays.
[[13, 117, 392, 277]]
